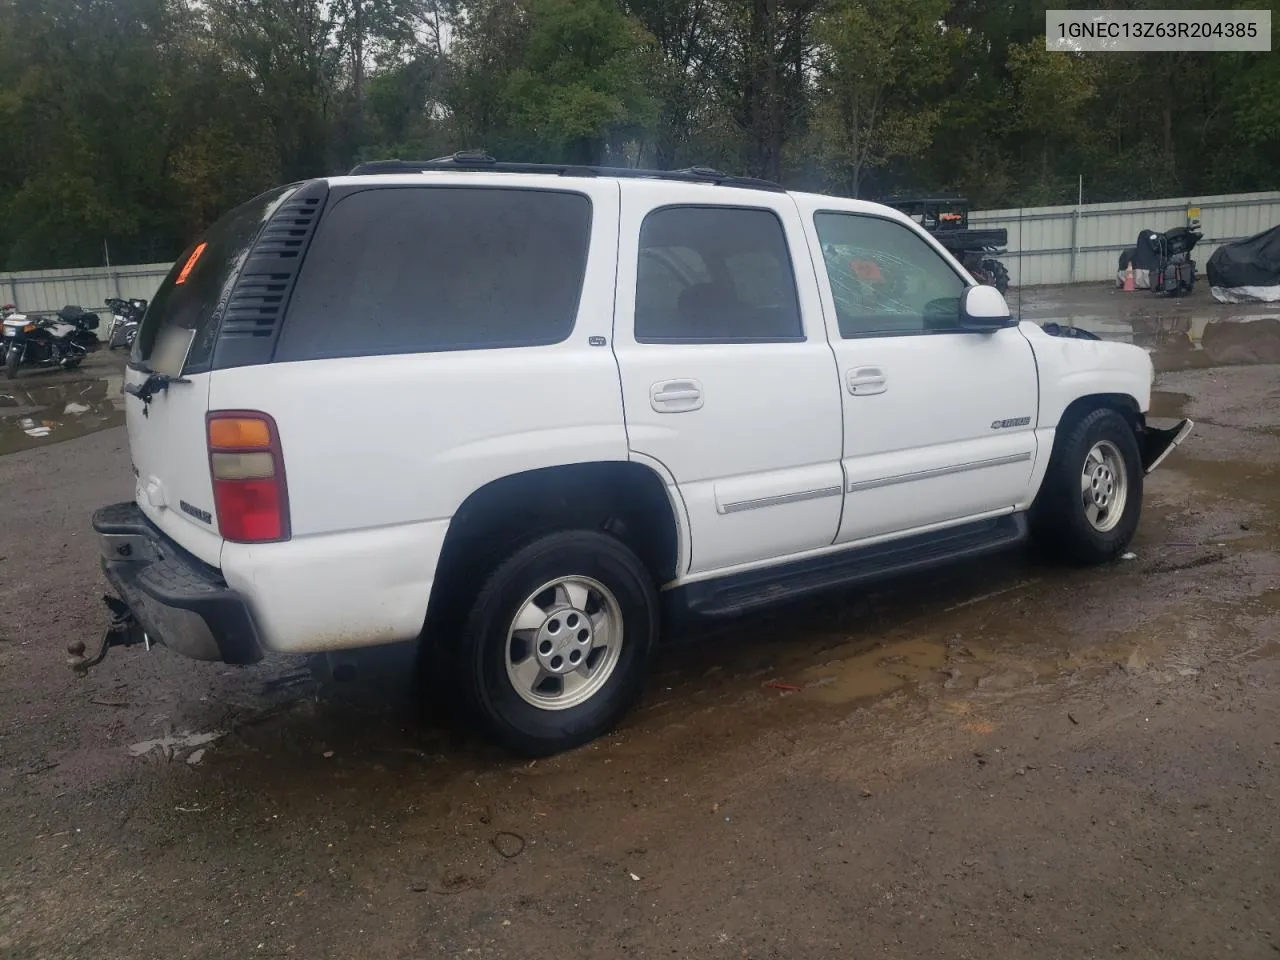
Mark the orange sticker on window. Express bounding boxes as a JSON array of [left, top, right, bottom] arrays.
[[175, 241, 208, 285]]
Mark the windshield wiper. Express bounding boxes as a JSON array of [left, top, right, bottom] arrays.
[[124, 370, 190, 415]]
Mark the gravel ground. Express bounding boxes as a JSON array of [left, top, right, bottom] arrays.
[[1, 287, 1278, 959]]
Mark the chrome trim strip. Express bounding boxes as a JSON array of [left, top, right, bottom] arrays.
[[847, 452, 1033, 493], [719, 484, 843, 515]]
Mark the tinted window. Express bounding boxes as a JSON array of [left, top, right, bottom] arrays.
[[275, 187, 591, 361], [814, 213, 966, 337], [134, 185, 297, 371], [635, 206, 803, 342]]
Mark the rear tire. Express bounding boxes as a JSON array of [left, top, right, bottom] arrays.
[[5, 345, 20, 379], [456, 530, 658, 756], [981, 258, 1010, 295], [1030, 407, 1143, 566]]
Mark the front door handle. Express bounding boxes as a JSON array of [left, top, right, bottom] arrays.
[[847, 366, 887, 396], [651, 379, 704, 413]]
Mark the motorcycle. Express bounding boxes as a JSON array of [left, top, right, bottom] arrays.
[[104, 297, 147, 350], [4, 304, 102, 379], [1148, 226, 1202, 297]]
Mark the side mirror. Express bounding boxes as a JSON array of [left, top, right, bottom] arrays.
[[960, 284, 1015, 331]]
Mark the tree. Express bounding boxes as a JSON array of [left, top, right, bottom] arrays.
[[620, 0, 722, 167], [0, 0, 181, 267], [1005, 40, 1099, 202], [1, 0, 1278, 269], [810, 0, 949, 197], [451, 0, 659, 164], [204, 0, 338, 181]]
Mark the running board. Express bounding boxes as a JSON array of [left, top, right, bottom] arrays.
[[674, 514, 1028, 618]]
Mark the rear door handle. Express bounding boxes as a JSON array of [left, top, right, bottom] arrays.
[[651, 379, 704, 412], [847, 366, 887, 396]]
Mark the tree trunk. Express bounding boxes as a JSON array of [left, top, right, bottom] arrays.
[[747, 0, 781, 181], [351, 0, 365, 147]]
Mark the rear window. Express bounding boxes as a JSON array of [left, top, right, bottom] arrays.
[[133, 185, 298, 372], [274, 186, 592, 361]]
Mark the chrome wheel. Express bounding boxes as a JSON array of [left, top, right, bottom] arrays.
[[1081, 440, 1128, 533], [504, 576, 623, 711]]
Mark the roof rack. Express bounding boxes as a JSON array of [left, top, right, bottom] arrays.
[[346, 152, 785, 193]]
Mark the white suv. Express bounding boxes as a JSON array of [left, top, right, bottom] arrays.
[[91, 156, 1192, 755]]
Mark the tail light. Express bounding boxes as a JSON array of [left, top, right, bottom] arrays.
[[206, 411, 290, 543]]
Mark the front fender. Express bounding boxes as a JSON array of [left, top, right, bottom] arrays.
[[1020, 321, 1153, 426]]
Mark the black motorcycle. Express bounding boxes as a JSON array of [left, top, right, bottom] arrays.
[[3, 305, 102, 379], [104, 297, 147, 350], [1149, 226, 1202, 297]]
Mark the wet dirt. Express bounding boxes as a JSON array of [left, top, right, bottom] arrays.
[[2, 286, 1280, 959], [0, 352, 125, 456]]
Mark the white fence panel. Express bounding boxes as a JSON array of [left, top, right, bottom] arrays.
[[0, 262, 173, 315], [971, 190, 1280, 286]]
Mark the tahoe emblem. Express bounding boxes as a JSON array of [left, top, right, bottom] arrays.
[[991, 416, 1031, 430]]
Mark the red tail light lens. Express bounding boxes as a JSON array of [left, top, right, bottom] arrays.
[[206, 412, 290, 543]]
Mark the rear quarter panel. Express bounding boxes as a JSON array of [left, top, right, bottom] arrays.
[[207, 178, 628, 652]]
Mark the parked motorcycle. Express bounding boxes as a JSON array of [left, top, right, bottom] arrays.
[[1, 304, 25, 366], [1148, 226, 1202, 297], [104, 297, 147, 350], [3, 304, 102, 379]]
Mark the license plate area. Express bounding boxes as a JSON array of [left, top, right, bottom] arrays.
[[99, 532, 161, 563]]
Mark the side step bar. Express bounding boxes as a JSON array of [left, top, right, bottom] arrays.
[[674, 514, 1028, 618]]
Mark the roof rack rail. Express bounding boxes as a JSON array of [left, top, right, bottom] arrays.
[[346, 152, 785, 193]]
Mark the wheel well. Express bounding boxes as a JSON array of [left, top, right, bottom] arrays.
[[1059, 393, 1141, 432], [426, 462, 680, 629]]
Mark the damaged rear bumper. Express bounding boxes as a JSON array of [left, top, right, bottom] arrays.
[[1139, 418, 1194, 474], [92, 502, 263, 665]]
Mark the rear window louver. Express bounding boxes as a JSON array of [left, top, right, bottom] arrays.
[[212, 179, 329, 369]]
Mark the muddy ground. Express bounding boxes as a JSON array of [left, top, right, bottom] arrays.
[[2, 285, 1279, 959]]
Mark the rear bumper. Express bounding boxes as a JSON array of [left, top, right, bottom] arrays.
[[92, 502, 263, 664]]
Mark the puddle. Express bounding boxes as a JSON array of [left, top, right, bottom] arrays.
[[1017, 286, 1280, 373], [1172, 456, 1280, 509], [0, 376, 124, 455]]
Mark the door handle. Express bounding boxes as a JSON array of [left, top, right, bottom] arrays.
[[650, 379, 704, 413], [846, 366, 887, 396]]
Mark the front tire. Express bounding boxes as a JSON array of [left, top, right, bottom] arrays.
[[1030, 407, 1143, 565], [457, 530, 658, 756], [5, 345, 20, 379]]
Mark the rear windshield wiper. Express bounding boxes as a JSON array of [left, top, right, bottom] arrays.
[[123, 365, 190, 413]]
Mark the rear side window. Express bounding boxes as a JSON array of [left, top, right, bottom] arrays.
[[634, 206, 802, 343], [275, 187, 592, 361], [134, 185, 298, 371]]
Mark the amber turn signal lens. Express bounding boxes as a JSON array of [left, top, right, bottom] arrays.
[[208, 417, 272, 450]]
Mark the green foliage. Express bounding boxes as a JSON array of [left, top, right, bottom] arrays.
[[0, 0, 1276, 269], [810, 0, 949, 196], [453, 0, 659, 164]]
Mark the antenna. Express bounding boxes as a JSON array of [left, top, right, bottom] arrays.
[[1016, 203, 1024, 321]]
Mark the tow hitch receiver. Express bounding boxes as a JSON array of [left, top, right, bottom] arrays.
[[67, 596, 149, 674]]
